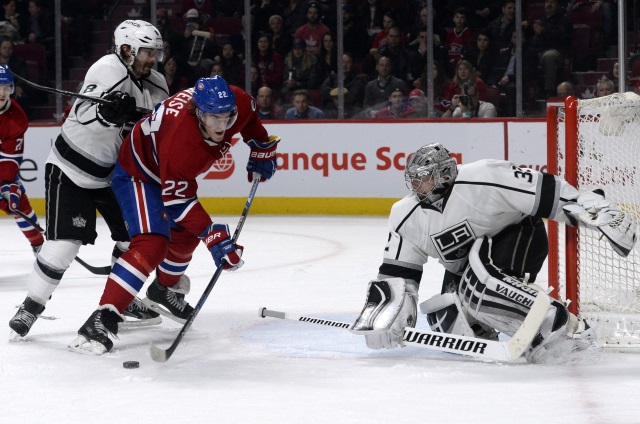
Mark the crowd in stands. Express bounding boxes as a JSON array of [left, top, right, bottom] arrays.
[[2, 0, 640, 120]]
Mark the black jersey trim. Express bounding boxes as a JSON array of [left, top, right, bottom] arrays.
[[532, 173, 557, 218], [378, 263, 423, 282], [454, 180, 534, 195], [54, 135, 115, 179]]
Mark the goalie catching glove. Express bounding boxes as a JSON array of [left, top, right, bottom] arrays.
[[0, 181, 20, 212], [97, 91, 140, 125], [350, 278, 418, 349], [199, 223, 244, 271], [563, 189, 637, 257], [246, 135, 280, 182]]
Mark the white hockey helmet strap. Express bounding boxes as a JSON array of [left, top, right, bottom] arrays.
[[405, 143, 458, 203], [114, 20, 164, 67]]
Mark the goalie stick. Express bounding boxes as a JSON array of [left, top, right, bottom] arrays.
[[4, 199, 111, 275], [149, 177, 261, 363], [7, 69, 153, 115], [259, 292, 551, 362]]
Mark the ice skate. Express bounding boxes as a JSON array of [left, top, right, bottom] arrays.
[[142, 278, 194, 324], [120, 297, 162, 329], [9, 296, 45, 339], [525, 319, 602, 364], [68, 306, 123, 355]]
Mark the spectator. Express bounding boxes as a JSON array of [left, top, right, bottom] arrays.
[[556, 80, 575, 97], [316, 32, 337, 85], [443, 81, 497, 118], [523, 0, 573, 99], [0, 0, 23, 41], [156, 8, 180, 54], [464, 30, 497, 81], [408, 26, 447, 83], [323, 87, 362, 119], [163, 56, 189, 95], [341, 3, 369, 60], [487, 30, 530, 117], [444, 7, 474, 72], [285, 89, 325, 119], [371, 10, 403, 50], [486, 0, 515, 51], [282, 38, 318, 97], [229, 13, 255, 54], [374, 87, 413, 119], [249, 63, 264, 97], [253, 0, 281, 34], [252, 32, 284, 91], [217, 42, 244, 87], [363, 56, 407, 111], [257, 85, 284, 120], [358, 0, 386, 39], [24, 0, 53, 46], [376, 26, 413, 82], [413, 61, 452, 117], [282, 0, 306, 36], [570, 0, 615, 55], [407, 88, 428, 118], [410, 6, 446, 46], [320, 52, 366, 109], [607, 61, 619, 90], [268, 14, 292, 58], [0, 38, 29, 115], [596, 77, 615, 97], [294, 2, 331, 55], [443, 59, 486, 102], [180, 8, 219, 72], [181, 0, 214, 17], [209, 61, 223, 77]]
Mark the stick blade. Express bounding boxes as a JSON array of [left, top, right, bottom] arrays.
[[149, 341, 169, 363]]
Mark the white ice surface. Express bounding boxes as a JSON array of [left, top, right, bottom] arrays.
[[1, 216, 640, 424]]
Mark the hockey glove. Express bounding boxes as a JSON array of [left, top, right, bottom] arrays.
[[97, 91, 140, 125], [0, 181, 21, 212], [246, 135, 280, 182], [200, 223, 244, 271]]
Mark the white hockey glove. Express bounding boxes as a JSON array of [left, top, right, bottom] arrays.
[[350, 278, 418, 349], [563, 190, 637, 257]]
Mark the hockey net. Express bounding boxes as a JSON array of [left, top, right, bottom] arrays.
[[547, 93, 640, 348]]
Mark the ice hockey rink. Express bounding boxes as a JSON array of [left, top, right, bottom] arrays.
[[2, 216, 640, 424]]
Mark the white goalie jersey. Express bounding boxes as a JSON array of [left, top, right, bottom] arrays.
[[379, 159, 582, 283], [47, 54, 169, 189]]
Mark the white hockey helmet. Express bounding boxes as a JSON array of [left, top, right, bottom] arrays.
[[405, 143, 458, 204], [114, 20, 164, 66]]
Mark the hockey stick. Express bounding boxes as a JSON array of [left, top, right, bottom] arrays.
[[7, 69, 153, 115], [150, 177, 261, 363], [259, 292, 551, 362], [4, 197, 111, 275]]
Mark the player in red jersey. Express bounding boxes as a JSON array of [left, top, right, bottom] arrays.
[[0, 65, 44, 255], [70, 76, 280, 354]]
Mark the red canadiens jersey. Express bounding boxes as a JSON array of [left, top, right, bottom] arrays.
[[0, 100, 28, 183], [118, 85, 268, 236]]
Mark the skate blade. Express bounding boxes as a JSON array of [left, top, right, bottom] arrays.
[[8, 330, 28, 342], [68, 335, 109, 355], [140, 298, 187, 324], [119, 316, 162, 330]]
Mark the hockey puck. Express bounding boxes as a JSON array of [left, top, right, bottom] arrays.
[[123, 361, 139, 369]]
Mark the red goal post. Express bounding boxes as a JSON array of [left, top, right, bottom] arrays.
[[547, 94, 640, 348]]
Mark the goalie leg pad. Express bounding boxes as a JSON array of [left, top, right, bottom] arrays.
[[351, 278, 418, 349]]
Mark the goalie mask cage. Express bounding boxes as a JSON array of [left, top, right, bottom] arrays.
[[547, 93, 640, 348]]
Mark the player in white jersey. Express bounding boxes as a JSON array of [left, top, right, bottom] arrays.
[[351, 143, 637, 363], [9, 20, 170, 339]]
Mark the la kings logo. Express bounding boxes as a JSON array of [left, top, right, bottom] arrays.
[[431, 221, 476, 263]]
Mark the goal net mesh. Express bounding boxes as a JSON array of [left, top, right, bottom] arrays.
[[553, 92, 640, 347]]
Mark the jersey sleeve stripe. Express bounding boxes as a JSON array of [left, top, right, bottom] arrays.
[[531, 173, 559, 218], [378, 261, 423, 282]]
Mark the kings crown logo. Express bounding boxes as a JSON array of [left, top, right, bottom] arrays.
[[72, 215, 87, 228]]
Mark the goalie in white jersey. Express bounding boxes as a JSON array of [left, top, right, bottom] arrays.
[[351, 143, 637, 363], [9, 20, 170, 339]]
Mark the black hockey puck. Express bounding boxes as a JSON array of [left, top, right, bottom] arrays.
[[123, 361, 139, 369]]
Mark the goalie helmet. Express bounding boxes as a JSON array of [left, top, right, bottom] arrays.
[[0, 64, 14, 94], [114, 20, 164, 67], [193, 76, 238, 129], [405, 143, 458, 204]]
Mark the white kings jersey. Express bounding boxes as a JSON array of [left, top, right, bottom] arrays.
[[378, 159, 582, 285], [47, 54, 169, 189]]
